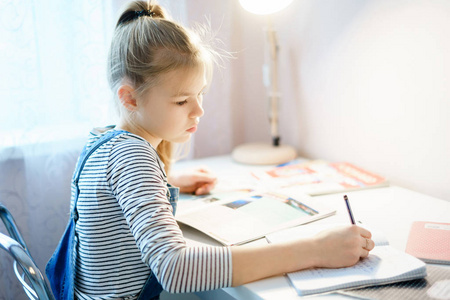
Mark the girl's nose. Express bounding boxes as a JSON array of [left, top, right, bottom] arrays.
[[191, 98, 204, 118]]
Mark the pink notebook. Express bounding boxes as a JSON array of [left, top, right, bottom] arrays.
[[405, 221, 450, 265]]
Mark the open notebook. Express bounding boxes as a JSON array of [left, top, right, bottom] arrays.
[[266, 223, 427, 296]]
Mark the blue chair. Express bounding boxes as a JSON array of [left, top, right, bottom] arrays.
[[0, 203, 55, 300]]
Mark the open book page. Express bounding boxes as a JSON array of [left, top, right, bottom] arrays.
[[176, 191, 335, 246], [177, 190, 254, 214], [177, 169, 274, 213], [266, 222, 390, 246], [288, 246, 427, 296]]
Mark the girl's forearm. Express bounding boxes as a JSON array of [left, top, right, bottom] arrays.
[[230, 238, 318, 286]]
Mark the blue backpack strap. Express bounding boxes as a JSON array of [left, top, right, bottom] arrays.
[[167, 183, 179, 215], [46, 129, 125, 300], [70, 129, 126, 219]]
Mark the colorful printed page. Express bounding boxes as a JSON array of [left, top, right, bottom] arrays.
[[252, 160, 389, 196]]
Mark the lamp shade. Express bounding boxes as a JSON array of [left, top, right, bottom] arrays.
[[239, 0, 293, 15]]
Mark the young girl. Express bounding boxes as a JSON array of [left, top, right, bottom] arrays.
[[47, 1, 374, 299]]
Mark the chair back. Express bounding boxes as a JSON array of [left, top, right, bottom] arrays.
[[0, 203, 55, 300]]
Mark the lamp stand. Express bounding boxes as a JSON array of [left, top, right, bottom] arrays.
[[232, 16, 296, 165]]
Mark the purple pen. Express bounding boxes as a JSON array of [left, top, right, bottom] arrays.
[[344, 195, 356, 224]]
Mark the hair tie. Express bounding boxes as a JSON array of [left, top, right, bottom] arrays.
[[117, 9, 155, 26], [135, 9, 155, 18]]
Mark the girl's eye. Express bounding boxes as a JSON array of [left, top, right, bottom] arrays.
[[176, 100, 188, 106]]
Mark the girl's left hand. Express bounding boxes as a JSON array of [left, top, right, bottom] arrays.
[[168, 166, 217, 195]]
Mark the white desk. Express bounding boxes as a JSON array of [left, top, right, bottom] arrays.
[[168, 155, 450, 300]]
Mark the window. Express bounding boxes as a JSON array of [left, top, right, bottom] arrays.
[[0, 0, 116, 147]]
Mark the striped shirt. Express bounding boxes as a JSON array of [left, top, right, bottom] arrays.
[[73, 128, 232, 300]]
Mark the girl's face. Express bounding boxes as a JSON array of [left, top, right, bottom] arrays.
[[133, 66, 206, 147]]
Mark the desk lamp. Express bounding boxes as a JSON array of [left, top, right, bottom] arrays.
[[232, 0, 297, 165]]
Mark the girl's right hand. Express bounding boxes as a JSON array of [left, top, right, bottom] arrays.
[[312, 225, 374, 268], [169, 166, 217, 195]]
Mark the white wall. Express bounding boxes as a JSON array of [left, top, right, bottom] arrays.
[[108, 1, 450, 201], [226, 0, 450, 201]]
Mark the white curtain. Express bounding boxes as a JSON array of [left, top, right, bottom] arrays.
[[0, 1, 116, 298], [0, 0, 117, 145]]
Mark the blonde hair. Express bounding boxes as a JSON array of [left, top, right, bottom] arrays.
[[107, 1, 217, 174]]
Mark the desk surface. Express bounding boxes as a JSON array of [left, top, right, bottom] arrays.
[[173, 155, 450, 300]]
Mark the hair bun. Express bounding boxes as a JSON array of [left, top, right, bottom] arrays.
[[147, 4, 165, 19]]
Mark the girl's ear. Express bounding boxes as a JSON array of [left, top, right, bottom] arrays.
[[118, 85, 137, 111]]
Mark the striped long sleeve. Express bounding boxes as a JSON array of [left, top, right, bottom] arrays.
[[73, 131, 232, 300]]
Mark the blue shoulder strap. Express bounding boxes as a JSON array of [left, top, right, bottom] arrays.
[[71, 129, 126, 218]]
